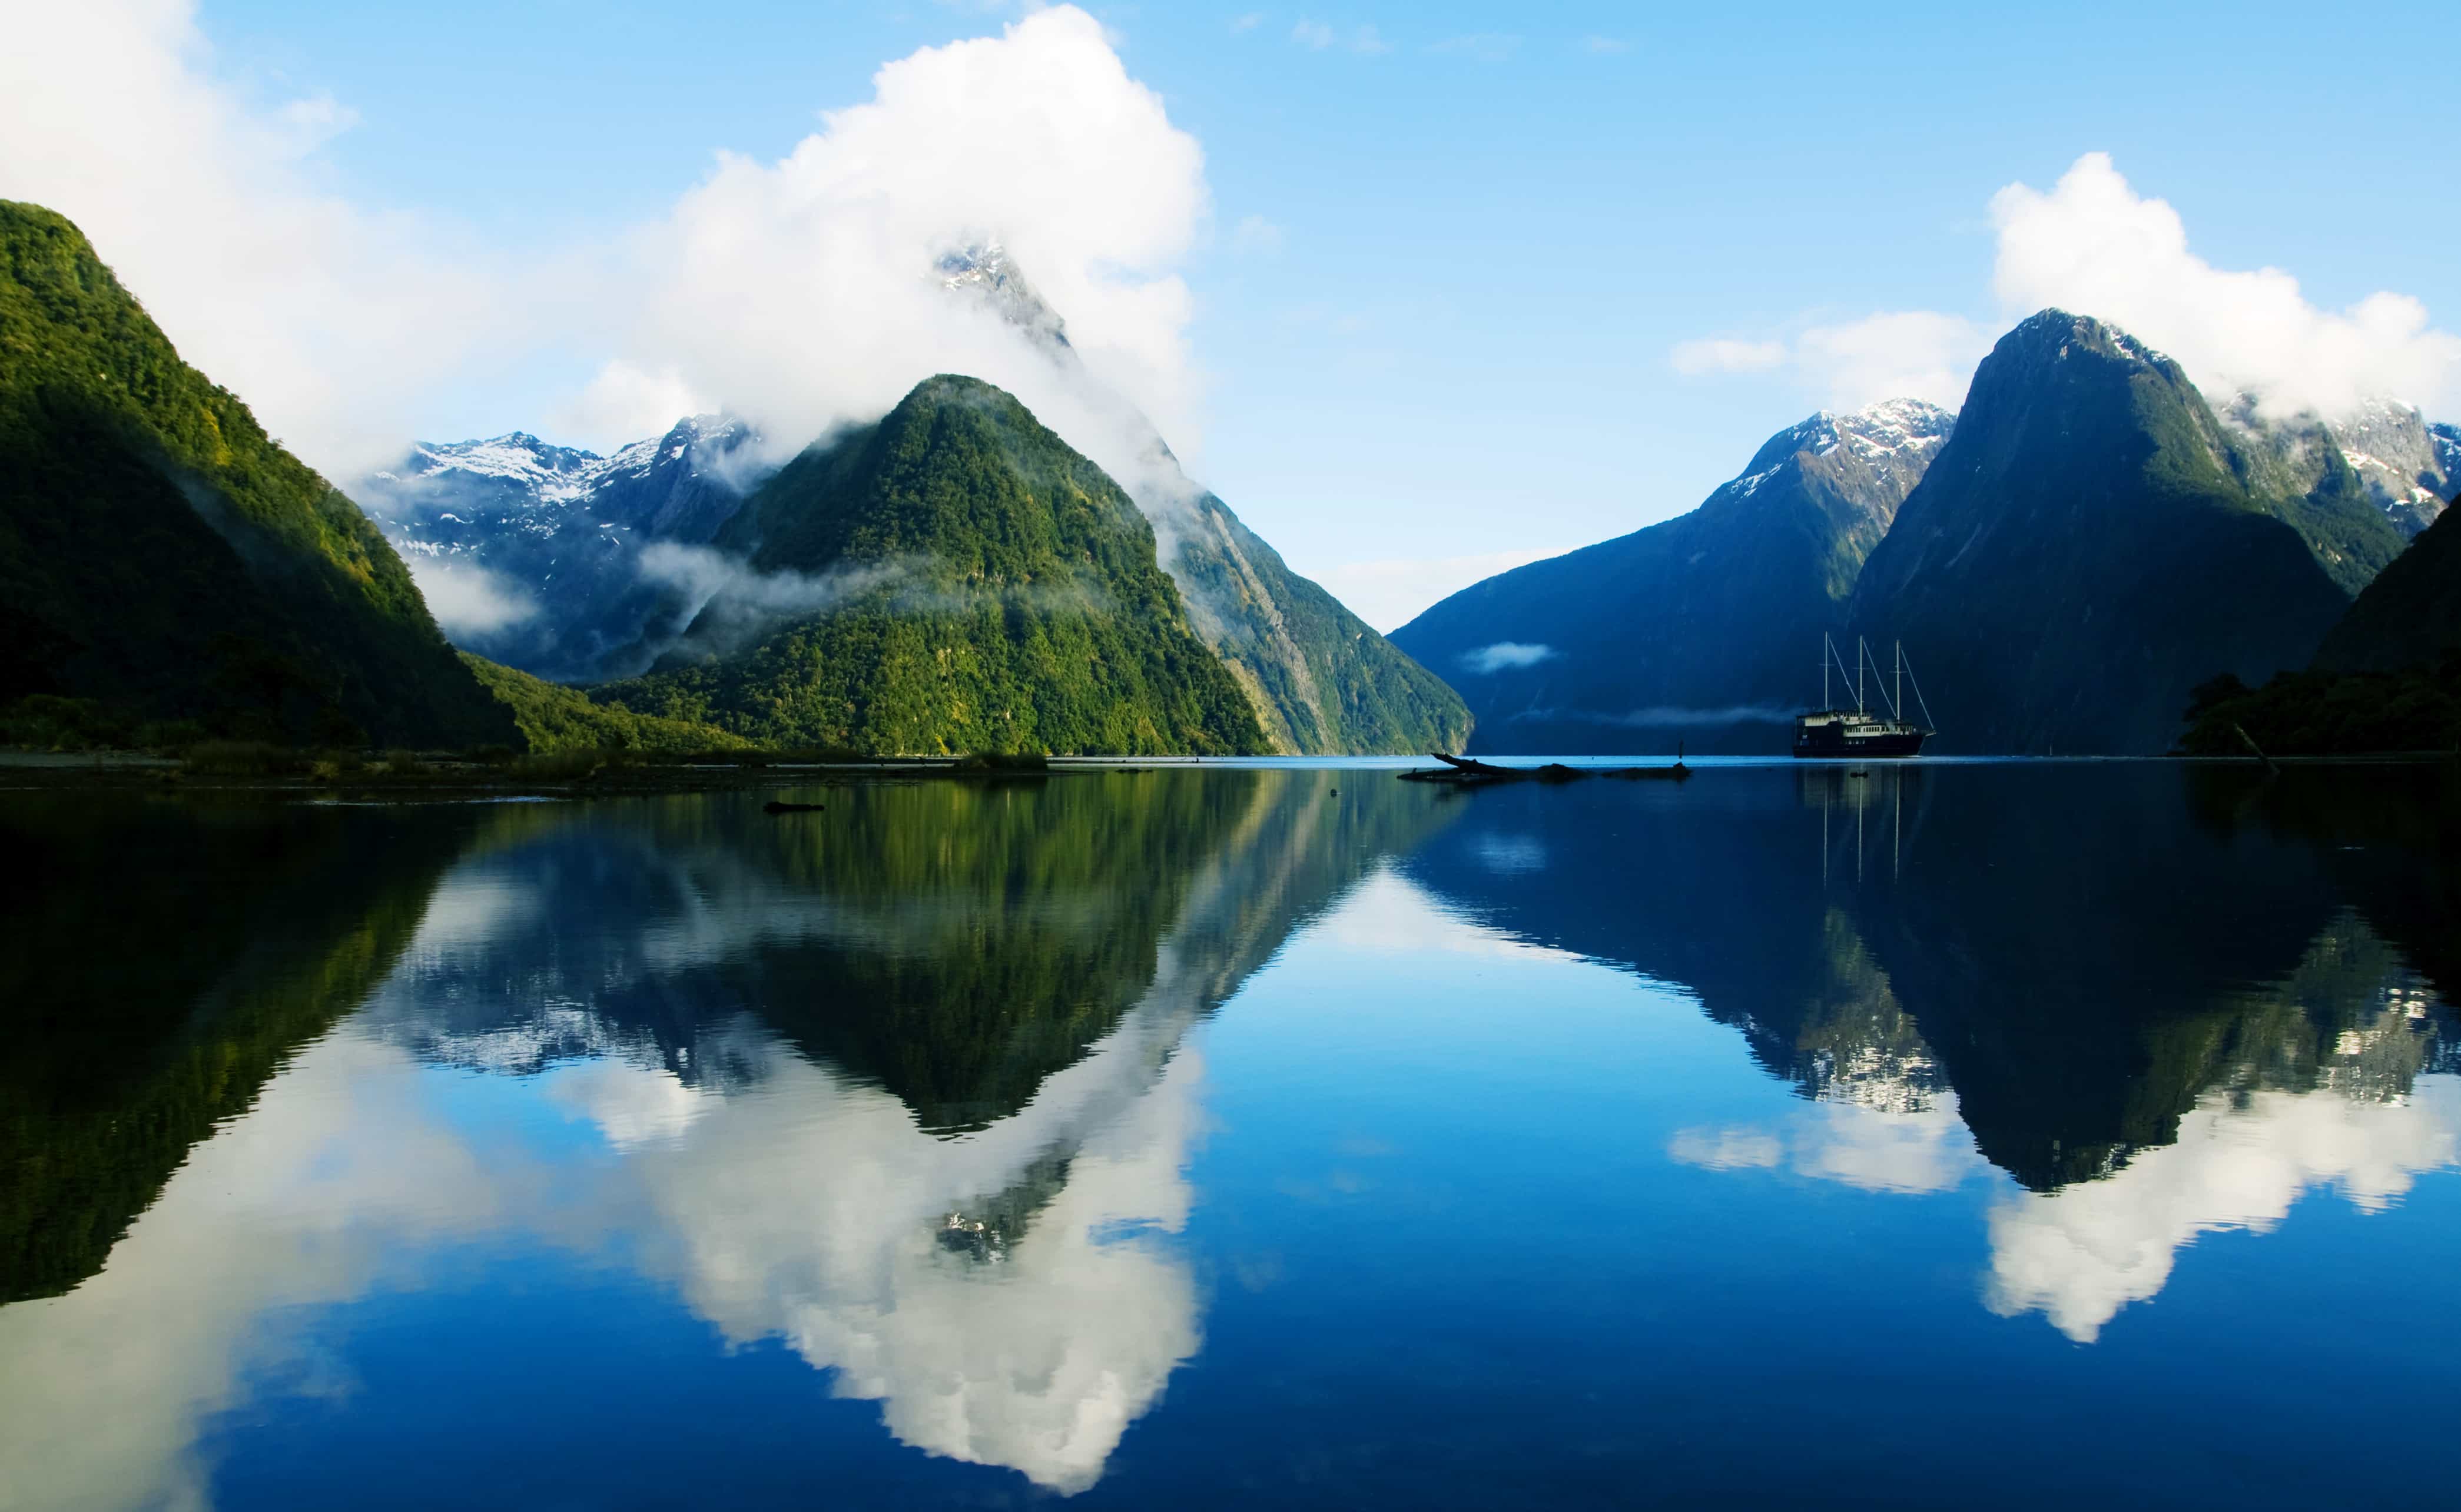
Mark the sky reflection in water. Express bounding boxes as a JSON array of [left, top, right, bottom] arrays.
[[1, 763, 2456, 1508]]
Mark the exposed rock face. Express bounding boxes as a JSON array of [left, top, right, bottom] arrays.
[[1388, 399, 1954, 754], [2220, 393, 2455, 538]]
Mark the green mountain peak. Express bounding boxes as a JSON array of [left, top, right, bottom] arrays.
[[599, 374, 1271, 755]]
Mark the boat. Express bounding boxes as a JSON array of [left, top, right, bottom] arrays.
[[1793, 635, 1933, 759]]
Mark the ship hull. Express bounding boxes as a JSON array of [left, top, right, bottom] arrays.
[[1790, 725, 1927, 759]]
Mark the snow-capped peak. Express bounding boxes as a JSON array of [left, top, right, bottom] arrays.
[[400, 415, 754, 507], [937, 241, 1072, 354]]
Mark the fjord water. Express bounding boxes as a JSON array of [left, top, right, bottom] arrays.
[[3, 764, 2457, 1509]]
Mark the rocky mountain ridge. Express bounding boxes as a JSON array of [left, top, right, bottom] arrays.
[[1386, 397, 1954, 753], [356, 415, 764, 682]]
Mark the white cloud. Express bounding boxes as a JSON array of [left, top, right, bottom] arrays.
[[0, 3, 1215, 499], [1460, 641, 1558, 675], [1989, 152, 2461, 419], [403, 558, 539, 635], [1985, 1079, 2461, 1342], [1580, 35, 1631, 55], [607, 6, 1211, 476], [558, 361, 714, 449], [1316, 546, 1565, 632], [1793, 311, 1990, 410], [1230, 213, 1286, 256], [1671, 151, 2461, 420], [1292, 19, 1335, 48], [1669, 1097, 1984, 1195], [1232, 12, 1265, 33], [1667, 1125, 1784, 1170], [1671, 316, 1984, 410], [0, 0, 525, 478]]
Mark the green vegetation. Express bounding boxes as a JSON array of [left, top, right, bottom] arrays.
[[458, 651, 747, 754], [0, 692, 203, 750], [602, 375, 1268, 756], [2178, 661, 2461, 756], [0, 201, 514, 748], [0, 798, 477, 1299], [1173, 492, 1471, 753]]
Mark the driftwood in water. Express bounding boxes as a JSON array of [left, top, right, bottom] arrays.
[[763, 800, 826, 813], [1398, 752, 1690, 787]]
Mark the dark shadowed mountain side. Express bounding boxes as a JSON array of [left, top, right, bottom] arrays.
[[939, 244, 1470, 754], [2176, 495, 2461, 755], [1397, 765, 2453, 1193], [2316, 486, 2461, 674], [2172, 447, 2461, 755], [0, 797, 484, 1301], [355, 416, 764, 684], [1388, 400, 1953, 754], [0, 202, 514, 748], [596, 375, 1268, 755], [1847, 311, 2407, 754]]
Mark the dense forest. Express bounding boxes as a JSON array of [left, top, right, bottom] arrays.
[[0, 202, 512, 748]]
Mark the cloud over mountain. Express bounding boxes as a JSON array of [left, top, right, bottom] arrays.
[[0, 4, 1210, 486], [1676, 152, 2461, 420]]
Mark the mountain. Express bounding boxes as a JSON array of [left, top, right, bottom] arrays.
[[1846, 310, 2408, 754], [2218, 393, 2455, 538], [2175, 475, 2461, 755], [355, 415, 762, 682], [1387, 399, 1955, 753], [0, 201, 513, 747], [2313, 492, 2461, 674], [937, 245, 1470, 754], [2323, 397, 2455, 536], [597, 374, 1270, 755], [457, 652, 747, 754]]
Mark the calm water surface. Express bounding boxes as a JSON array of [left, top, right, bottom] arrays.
[[4, 763, 2458, 1508]]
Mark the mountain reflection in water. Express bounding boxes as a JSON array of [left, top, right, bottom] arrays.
[[1, 762, 2457, 1508]]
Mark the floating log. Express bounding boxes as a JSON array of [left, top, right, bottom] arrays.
[[763, 800, 825, 813], [1401, 752, 1689, 786]]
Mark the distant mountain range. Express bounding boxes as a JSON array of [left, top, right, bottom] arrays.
[[1401, 307, 2452, 755], [0, 201, 512, 748], [356, 244, 1468, 755], [357, 416, 762, 683], [1391, 399, 1953, 752], [10, 191, 2458, 760]]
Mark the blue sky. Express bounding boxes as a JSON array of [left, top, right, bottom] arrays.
[[16, 1, 2461, 627]]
